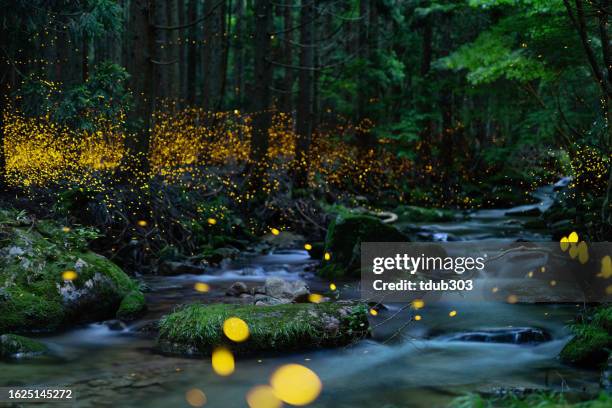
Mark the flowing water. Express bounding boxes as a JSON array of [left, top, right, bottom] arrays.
[[1, 178, 602, 408]]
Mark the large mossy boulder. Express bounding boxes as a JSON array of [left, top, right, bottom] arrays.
[[0, 334, 48, 358], [0, 210, 145, 333], [157, 302, 369, 356], [560, 306, 612, 368], [319, 214, 408, 278]]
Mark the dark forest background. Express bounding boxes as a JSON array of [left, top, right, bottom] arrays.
[[0, 0, 610, 267]]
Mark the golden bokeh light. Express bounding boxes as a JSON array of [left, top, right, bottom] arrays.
[[207, 218, 217, 225], [369, 308, 378, 316], [304, 243, 312, 251], [329, 283, 337, 291], [599, 256, 612, 278], [270, 364, 322, 406], [212, 347, 235, 376], [411, 299, 425, 309], [449, 310, 457, 317], [323, 252, 331, 261], [223, 317, 250, 342], [577, 241, 589, 264], [62, 270, 78, 281], [194, 282, 210, 293], [308, 293, 324, 303], [568, 231, 579, 243], [185, 388, 207, 407], [246, 385, 282, 408]]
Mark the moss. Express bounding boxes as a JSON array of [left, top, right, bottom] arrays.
[[116, 290, 147, 321], [560, 325, 611, 368], [0, 334, 48, 358], [394, 205, 455, 223], [157, 302, 369, 356], [450, 392, 611, 408], [0, 209, 142, 333], [320, 214, 407, 278]]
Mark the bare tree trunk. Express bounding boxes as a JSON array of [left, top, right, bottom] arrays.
[[202, 0, 227, 111], [249, 0, 273, 164], [187, 0, 197, 104], [128, 0, 155, 173], [154, 0, 169, 99], [167, 0, 181, 101], [281, 1, 294, 112], [234, 0, 245, 107], [294, 0, 315, 188]]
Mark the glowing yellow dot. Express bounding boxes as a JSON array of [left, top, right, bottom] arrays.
[[246, 385, 282, 408], [223, 317, 250, 342], [329, 283, 337, 291], [61, 226, 71, 233], [414, 315, 422, 321], [599, 256, 612, 278], [270, 364, 322, 406], [324, 252, 331, 261], [492, 287, 499, 293], [412, 299, 425, 309], [449, 310, 457, 317], [560, 236, 569, 251], [270, 228, 280, 236], [62, 270, 77, 281], [304, 243, 312, 251], [507, 294, 518, 304], [185, 388, 207, 407], [194, 282, 210, 293], [527, 271, 533, 278], [369, 308, 378, 316], [212, 347, 235, 376], [207, 218, 217, 225], [137, 220, 147, 227], [550, 280, 557, 286], [308, 293, 323, 303], [568, 231, 579, 243], [569, 244, 579, 259]]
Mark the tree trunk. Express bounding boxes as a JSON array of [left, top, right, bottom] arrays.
[[128, 0, 155, 173], [202, 0, 227, 111], [234, 0, 245, 108], [154, 0, 169, 99], [294, 0, 315, 188], [167, 0, 181, 101], [249, 0, 273, 164], [187, 0, 197, 104], [281, 1, 294, 112]]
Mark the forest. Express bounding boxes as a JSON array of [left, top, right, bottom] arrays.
[[0, 0, 611, 407]]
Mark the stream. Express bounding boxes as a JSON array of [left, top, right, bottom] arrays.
[[1, 178, 603, 408]]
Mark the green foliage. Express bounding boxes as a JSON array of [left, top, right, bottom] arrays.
[[16, 62, 131, 130], [158, 302, 370, 355], [560, 305, 612, 368], [450, 391, 612, 408], [0, 334, 48, 358]]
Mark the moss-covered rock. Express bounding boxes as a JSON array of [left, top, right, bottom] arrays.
[[560, 307, 612, 368], [157, 302, 369, 356], [0, 334, 48, 358], [0, 209, 143, 333], [394, 205, 455, 223], [319, 214, 408, 278], [116, 290, 147, 321]]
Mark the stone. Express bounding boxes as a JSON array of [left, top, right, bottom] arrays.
[[226, 281, 249, 297], [0, 334, 48, 358], [262, 277, 310, 302]]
